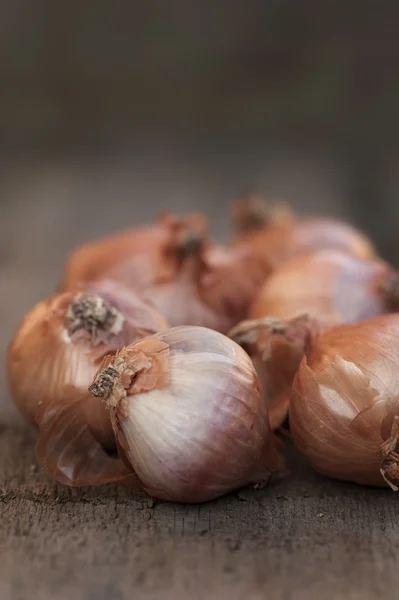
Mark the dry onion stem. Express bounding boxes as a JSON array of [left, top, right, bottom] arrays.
[[7, 280, 168, 486], [290, 314, 399, 489], [89, 326, 284, 502], [232, 195, 376, 268], [62, 213, 269, 333]]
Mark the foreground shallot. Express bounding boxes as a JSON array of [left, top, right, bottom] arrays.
[[7, 280, 168, 486], [290, 314, 399, 489], [89, 326, 284, 502]]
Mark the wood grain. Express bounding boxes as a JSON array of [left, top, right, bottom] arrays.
[[0, 162, 397, 600]]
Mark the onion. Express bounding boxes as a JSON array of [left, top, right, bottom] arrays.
[[249, 250, 399, 326], [89, 326, 284, 502], [231, 248, 399, 430], [60, 213, 204, 291], [230, 315, 320, 430], [290, 314, 399, 489], [232, 195, 376, 267], [7, 280, 168, 486], [62, 213, 269, 334]]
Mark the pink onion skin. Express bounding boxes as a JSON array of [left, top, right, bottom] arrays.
[[90, 326, 284, 503], [250, 250, 397, 327], [290, 314, 399, 489], [234, 209, 376, 269], [128, 245, 269, 334]]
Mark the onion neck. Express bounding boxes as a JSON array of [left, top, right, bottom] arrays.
[[380, 271, 399, 312], [175, 227, 204, 262], [229, 315, 315, 362], [166, 226, 206, 283], [232, 195, 294, 236], [89, 339, 170, 408], [66, 293, 124, 339]]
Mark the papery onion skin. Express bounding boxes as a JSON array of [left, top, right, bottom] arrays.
[[229, 316, 320, 430], [60, 213, 208, 292], [249, 250, 399, 326], [7, 280, 168, 486], [62, 212, 269, 334], [233, 197, 376, 267], [134, 244, 269, 333], [290, 314, 399, 488], [90, 326, 284, 503]]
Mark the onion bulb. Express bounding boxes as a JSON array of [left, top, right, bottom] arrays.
[[89, 326, 284, 502], [60, 213, 205, 291], [62, 213, 269, 334], [7, 280, 168, 486], [236, 251, 398, 428], [232, 195, 376, 267], [230, 315, 320, 430], [290, 314, 399, 489], [249, 250, 399, 326]]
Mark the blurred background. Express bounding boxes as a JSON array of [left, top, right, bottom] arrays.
[[1, 1, 399, 418]]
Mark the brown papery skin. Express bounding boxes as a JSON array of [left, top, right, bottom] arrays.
[[7, 281, 168, 486], [250, 250, 396, 326], [229, 315, 320, 430], [90, 326, 284, 503], [235, 214, 376, 268], [290, 314, 399, 488]]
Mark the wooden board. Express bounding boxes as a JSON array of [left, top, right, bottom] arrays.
[[0, 162, 397, 600]]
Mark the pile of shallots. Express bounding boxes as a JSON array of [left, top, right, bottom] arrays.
[[7, 196, 399, 502]]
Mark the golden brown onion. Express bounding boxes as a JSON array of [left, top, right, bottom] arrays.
[[7, 280, 168, 486], [232, 195, 376, 267], [63, 213, 269, 334], [290, 314, 399, 489], [89, 326, 284, 503], [249, 250, 399, 326]]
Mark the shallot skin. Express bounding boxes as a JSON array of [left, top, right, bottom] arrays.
[[59, 213, 195, 292], [250, 250, 396, 326], [290, 314, 399, 488], [61, 212, 269, 334], [133, 244, 269, 334], [232, 248, 395, 432], [229, 315, 319, 430], [90, 326, 283, 503], [235, 213, 376, 269], [7, 280, 168, 486]]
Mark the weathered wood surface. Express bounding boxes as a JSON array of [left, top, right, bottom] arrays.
[[0, 161, 397, 600]]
